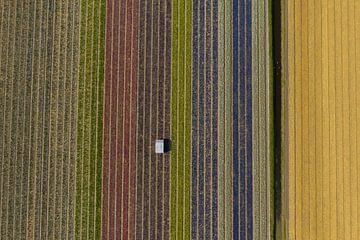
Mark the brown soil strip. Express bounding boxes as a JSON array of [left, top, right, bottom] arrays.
[[101, 0, 112, 237]]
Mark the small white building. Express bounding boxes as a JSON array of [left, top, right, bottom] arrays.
[[155, 139, 165, 153]]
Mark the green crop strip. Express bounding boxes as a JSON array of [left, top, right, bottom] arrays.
[[217, 0, 234, 239], [75, 0, 105, 239], [95, 0, 105, 238], [170, 0, 192, 239]]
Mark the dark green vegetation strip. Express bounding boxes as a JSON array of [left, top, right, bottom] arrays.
[[272, 0, 286, 238], [75, 0, 104, 238], [170, 0, 191, 239], [0, 0, 80, 239]]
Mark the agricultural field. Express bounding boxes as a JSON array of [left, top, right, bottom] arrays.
[[0, 0, 274, 239], [0, 0, 80, 239], [100, 0, 140, 239], [286, 0, 360, 239], [3, 0, 360, 239], [170, 0, 191, 239], [75, 0, 105, 239]]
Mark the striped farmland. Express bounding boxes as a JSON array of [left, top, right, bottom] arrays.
[[0, 0, 275, 239], [171, 0, 191, 239], [0, 0, 80, 239], [101, 0, 140, 239], [75, 0, 105, 239], [285, 0, 360, 239], [191, 0, 218, 239]]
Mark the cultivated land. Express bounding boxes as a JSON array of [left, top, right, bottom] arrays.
[[0, 1, 275, 239], [217, 0, 234, 238], [0, 0, 79, 239], [287, 0, 360, 239], [170, 0, 191, 239], [101, 1, 172, 239], [252, 0, 273, 239], [101, 0, 140, 239], [190, 0, 219, 239], [75, 0, 105, 239], [143, 1, 172, 239]]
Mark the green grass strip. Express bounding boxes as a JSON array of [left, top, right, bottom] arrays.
[[170, 0, 191, 238]]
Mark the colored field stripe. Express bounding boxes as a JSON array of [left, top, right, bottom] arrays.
[[170, 0, 191, 238], [0, 1, 281, 239], [3, 1, 21, 239], [217, 0, 226, 238], [218, 0, 234, 239], [23, 2, 39, 238], [102, 0, 171, 239], [138, 0, 172, 239], [75, 0, 104, 238], [252, 0, 272, 239], [135, 0, 145, 238], [163, 2, 172, 239], [286, 0, 360, 239], [129, 16, 137, 237], [66, 3, 81, 239], [149, 1, 159, 239], [100, 0, 111, 237], [13, 0, 31, 238], [224, 1, 234, 237], [191, 0, 219, 239], [0, 0, 7, 235], [233, 0, 253, 239], [0, 0, 80, 239], [127, 0, 138, 239]]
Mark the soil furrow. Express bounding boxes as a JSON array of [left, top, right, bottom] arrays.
[[156, 1, 166, 238], [142, 1, 152, 238], [114, 0, 126, 237], [121, 0, 134, 238], [81, 0, 94, 237], [55, 0, 69, 238], [46, 1, 62, 237], [163, 1, 172, 238], [74, 0, 85, 236], [11, 0, 27, 237], [0, 2, 7, 228], [5, 0, 19, 238], [149, 0, 159, 238], [87, 0, 99, 236], [94, 1, 105, 238], [18, 1, 33, 238], [26, 0, 43, 237], [23, 0, 37, 237], [61, 0, 74, 237], [66, 1, 81, 238], [128, 0, 139, 238], [135, 1, 146, 238]]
